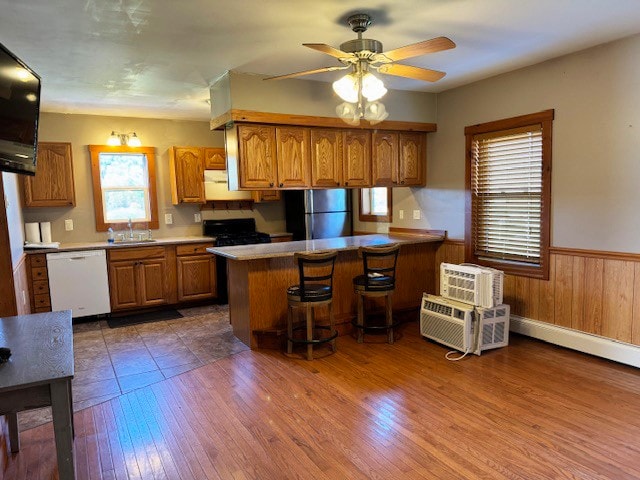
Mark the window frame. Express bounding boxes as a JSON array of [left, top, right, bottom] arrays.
[[89, 145, 159, 232], [464, 109, 553, 280], [359, 187, 392, 223]]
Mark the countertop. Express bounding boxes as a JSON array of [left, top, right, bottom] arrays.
[[206, 233, 445, 260], [23, 236, 215, 254]]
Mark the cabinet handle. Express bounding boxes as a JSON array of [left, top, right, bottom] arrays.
[[401, 180, 405, 184], [336, 181, 340, 186], [279, 183, 283, 187], [344, 181, 348, 186], [269, 182, 274, 187]]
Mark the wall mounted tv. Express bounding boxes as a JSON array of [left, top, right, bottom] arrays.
[[0, 42, 41, 176]]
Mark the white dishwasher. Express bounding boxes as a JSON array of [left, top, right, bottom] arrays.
[[46, 249, 111, 318]]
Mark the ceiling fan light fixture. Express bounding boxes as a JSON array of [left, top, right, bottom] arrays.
[[361, 72, 387, 101], [332, 73, 359, 103], [335, 102, 361, 126], [364, 101, 389, 124]]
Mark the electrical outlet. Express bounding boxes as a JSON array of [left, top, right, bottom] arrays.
[[413, 210, 421, 220], [21, 290, 26, 305], [399, 209, 404, 220], [194, 213, 202, 223], [64, 219, 73, 231], [164, 213, 173, 225]]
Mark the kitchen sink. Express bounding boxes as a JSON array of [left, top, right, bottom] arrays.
[[111, 239, 157, 246]]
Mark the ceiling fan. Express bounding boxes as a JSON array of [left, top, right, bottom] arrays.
[[265, 13, 456, 86]]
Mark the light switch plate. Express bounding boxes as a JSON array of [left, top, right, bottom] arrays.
[[165, 213, 173, 225], [194, 213, 201, 223], [399, 209, 404, 220], [64, 219, 74, 231], [413, 210, 421, 220]]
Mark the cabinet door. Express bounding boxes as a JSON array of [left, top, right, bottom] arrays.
[[23, 142, 75, 207], [310, 129, 342, 187], [238, 125, 277, 189], [251, 190, 281, 202], [399, 133, 425, 186], [170, 147, 205, 204], [109, 261, 139, 310], [138, 258, 168, 307], [275, 126, 310, 188], [204, 147, 226, 170], [372, 132, 398, 186], [177, 254, 216, 301], [342, 130, 371, 188]]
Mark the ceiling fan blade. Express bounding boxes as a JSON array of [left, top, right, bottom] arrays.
[[303, 43, 355, 60], [377, 63, 446, 82], [264, 65, 349, 81], [374, 37, 456, 63]]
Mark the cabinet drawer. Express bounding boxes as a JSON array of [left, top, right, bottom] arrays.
[[34, 293, 51, 308], [30, 254, 47, 267], [176, 243, 213, 256], [109, 246, 166, 262], [31, 267, 48, 281], [35, 306, 52, 313], [32, 280, 50, 295]]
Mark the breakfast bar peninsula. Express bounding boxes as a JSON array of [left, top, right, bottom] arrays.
[[207, 232, 444, 349]]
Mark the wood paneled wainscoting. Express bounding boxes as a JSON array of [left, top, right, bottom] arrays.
[[436, 240, 640, 366]]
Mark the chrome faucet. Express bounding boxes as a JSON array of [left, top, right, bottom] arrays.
[[127, 218, 133, 240]]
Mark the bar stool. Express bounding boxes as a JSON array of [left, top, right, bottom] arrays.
[[352, 243, 400, 344], [287, 250, 339, 360]]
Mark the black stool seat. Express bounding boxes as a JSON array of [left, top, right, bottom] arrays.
[[286, 250, 338, 360], [353, 274, 395, 292], [287, 284, 332, 302], [352, 243, 400, 344]]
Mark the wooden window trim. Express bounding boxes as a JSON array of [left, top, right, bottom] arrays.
[[359, 188, 393, 223], [464, 109, 553, 280], [89, 145, 159, 232]]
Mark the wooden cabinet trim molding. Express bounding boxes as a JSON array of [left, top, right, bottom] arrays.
[[212, 109, 437, 132]]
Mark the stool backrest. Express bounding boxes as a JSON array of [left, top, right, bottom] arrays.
[[293, 250, 338, 301], [359, 243, 400, 287]]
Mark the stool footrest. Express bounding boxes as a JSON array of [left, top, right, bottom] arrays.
[[288, 325, 338, 345], [351, 319, 399, 331]]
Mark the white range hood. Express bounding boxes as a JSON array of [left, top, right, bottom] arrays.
[[204, 170, 252, 200]]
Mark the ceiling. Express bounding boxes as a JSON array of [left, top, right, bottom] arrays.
[[2, 0, 640, 121]]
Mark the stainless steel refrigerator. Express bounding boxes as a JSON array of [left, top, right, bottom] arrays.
[[284, 190, 353, 240]]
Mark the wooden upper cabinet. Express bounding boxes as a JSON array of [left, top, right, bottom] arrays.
[[169, 147, 205, 204], [342, 130, 371, 188], [23, 142, 75, 207], [372, 131, 399, 187], [238, 125, 277, 189], [275, 126, 310, 188], [252, 190, 281, 202], [204, 147, 226, 170], [399, 132, 426, 186], [310, 129, 342, 188]]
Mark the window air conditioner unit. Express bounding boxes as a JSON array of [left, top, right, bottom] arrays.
[[420, 294, 510, 355], [420, 294, 476, 354], [440, 263, 504, 308]]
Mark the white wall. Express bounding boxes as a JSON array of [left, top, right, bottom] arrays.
[[411, 33, 640, 252], [2, 173, 25, 266]]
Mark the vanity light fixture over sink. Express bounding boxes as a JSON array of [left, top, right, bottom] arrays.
[[107, 131, 142, 147]]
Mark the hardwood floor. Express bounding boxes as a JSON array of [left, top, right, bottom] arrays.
[[4, 323, 640, 479]]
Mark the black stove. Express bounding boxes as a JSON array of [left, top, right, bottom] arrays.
[[203, 218, 272, 246], [203, 219, 271, 304]]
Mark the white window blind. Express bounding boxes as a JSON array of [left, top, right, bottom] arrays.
[[471, 125, 543, 265]]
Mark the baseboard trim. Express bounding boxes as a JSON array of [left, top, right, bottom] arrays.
[[511, 316, 640, 369]]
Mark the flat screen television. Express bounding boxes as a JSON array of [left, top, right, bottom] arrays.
[[0, 42, 41, 176]]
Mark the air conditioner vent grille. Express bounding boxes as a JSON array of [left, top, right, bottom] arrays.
[[420, 312, 465, 351]]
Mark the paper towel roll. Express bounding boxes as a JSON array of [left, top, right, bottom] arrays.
[[40, 222, 52, 243], [25, 222, 41, 243]]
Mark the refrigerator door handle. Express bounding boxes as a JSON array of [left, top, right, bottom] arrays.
[[306, 214, 313, 240]]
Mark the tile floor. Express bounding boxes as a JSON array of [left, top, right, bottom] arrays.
[[19, 303, 248, 430]]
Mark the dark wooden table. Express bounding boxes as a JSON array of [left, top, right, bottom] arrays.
[[0, 310, 75, 479]]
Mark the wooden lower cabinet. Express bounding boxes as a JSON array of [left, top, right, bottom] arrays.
[[108, 246, 169, 311], [176, 243, 216, 302], [27, 253, 52, 313]]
